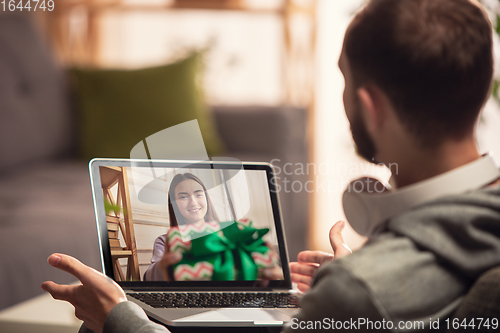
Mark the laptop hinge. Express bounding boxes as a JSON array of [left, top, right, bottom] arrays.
[[128, 287, 284, 292]]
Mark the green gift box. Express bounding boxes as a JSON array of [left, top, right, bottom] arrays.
[[167, 219, 277, 281]]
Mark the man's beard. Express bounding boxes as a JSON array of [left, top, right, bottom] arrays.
[[350, 98, 378, 164]]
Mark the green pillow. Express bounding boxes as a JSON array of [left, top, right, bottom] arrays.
[[71, 53, 225, 161]]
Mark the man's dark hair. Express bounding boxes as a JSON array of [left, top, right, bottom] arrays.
[[344, 0, 493, 146]]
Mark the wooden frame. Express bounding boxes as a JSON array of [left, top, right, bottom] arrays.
[[100, 166, 140, 281]]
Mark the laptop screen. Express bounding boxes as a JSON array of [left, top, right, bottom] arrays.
[[89, 159, 292, 290]]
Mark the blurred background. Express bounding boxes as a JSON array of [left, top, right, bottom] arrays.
[[32, 0, 371, 255], [35, 0, 500, 252], [2, 0, 500, 311]]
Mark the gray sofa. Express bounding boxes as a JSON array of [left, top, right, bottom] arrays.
[[0, 12, 308, 310]]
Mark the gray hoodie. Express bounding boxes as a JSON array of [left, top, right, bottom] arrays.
[[284, 184, 500, 332]]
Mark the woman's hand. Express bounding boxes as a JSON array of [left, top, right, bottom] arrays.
[[41, 253, 128, 333], [260, 265, 284, 280], [257, 241, 285, 281], [158, 251, 182, 281], [290, 221, 352, 292]]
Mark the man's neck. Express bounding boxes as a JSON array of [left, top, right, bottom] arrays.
[[386, 137, 481, 188]]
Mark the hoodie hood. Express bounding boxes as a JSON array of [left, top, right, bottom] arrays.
[[388, 183, 500, 281]]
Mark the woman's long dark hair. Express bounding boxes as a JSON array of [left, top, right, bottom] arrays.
[[168, 173, 219, 227]]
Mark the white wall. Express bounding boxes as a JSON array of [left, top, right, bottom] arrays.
[[99, 9, 283, 105], [312, 0, 383, 252]]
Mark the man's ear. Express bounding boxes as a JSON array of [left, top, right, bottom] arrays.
[[357, 86, 386, 132]]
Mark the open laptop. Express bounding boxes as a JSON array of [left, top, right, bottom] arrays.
[[89, 158, 300, 327]]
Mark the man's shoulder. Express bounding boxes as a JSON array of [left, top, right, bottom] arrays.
[[335, 231, 431, 282], [325, 231, 467, 324], [389, 182, 500, 231], [337, 183, 500, 281]]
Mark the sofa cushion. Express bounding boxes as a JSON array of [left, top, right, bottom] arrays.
[[0, 12, 73, 172], [72, 53, 225, 161]]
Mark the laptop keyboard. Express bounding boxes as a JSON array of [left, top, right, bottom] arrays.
[[129, 292, 299, 309]]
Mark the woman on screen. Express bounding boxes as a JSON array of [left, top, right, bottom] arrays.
[[144, 172, 283, 282], [143, 173, 219, 281], [167, 173, 219, 227]]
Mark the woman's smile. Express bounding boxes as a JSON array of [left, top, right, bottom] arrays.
[[174, 179, 208, 224]]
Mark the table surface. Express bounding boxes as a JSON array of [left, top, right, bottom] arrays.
[[0, 285, 82, 333]]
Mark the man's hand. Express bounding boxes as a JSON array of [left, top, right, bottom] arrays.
[[290, 221, 352, 292], [290, 250, 333, 292], [328, 221, 352, 259], [41, 253, 128, 333], [158, 251, 182, 281]]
